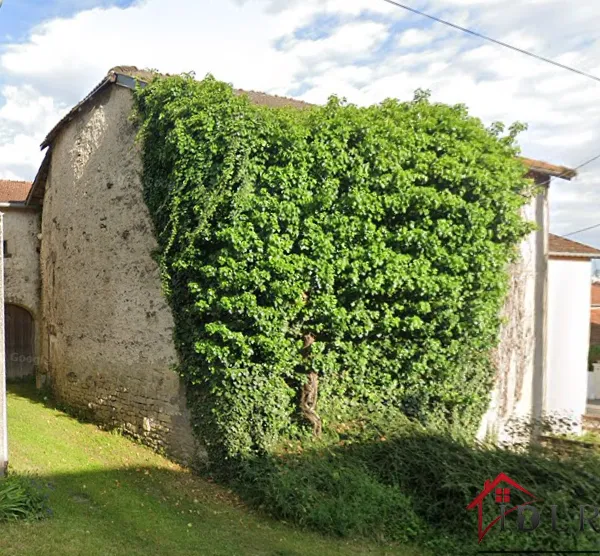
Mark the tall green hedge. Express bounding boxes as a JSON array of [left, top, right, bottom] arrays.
[[134, 74, 534, 459]]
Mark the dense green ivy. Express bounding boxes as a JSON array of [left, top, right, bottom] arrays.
[[134, 74, 534, 459]]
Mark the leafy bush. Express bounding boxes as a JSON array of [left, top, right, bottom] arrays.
[[236, 423, 600, 553], [135, 74, 534, 459], [589, 344, 600, 371], [0, 475, 49, 522], [240, 450, 424, 542]]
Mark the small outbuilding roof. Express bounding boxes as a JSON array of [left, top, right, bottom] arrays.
[[591, 283, 600, 307], [549, 233, 600, 259], [520, 157, 577, 180], [0, 180, 32, 203]]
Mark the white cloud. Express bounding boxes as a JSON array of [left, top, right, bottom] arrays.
[[0, 169, 26, 181], [0, 0, 307, 101], [0, 85, 66, 179], [0, 85, 65, 131], [263, 0, 400, 20], [397, 28, 434, 48], [0, 133, 45, 171], [282, 21, 389, 62]]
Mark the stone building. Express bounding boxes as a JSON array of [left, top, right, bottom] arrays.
[[10, 66, 579, 463], [0, 180, 40, 380]]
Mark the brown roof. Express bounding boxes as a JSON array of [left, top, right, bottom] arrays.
[[40, 66, 311, 150], [591, 302, 600, 346], [591, 319, 600, 347], [108, 65, 158, 83], [110, 65, 312, 109], [520, 157, 577, 180], [549, 233, 600, 259], [0, 180, 32, 202], [233, 89, 311, 110], [592, 283, 600, 306]]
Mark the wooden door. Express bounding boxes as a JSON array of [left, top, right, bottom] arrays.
[[5, 304, 34, 379]]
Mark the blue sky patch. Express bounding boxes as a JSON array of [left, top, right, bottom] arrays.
[[293, 13, 341, 42], [0, 0, 135, 44]]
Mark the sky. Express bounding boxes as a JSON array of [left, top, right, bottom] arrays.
[[0, 0, 599, 247]]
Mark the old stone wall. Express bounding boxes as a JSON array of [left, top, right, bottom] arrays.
[[3, 207, 40, 316], [3, 207, 41, 379], [39, 84, 201, 465]]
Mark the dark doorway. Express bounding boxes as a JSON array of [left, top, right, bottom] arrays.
[[5, 304, 35, 379]]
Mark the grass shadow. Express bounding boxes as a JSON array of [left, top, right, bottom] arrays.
[[8, 380, 60, 411], [0, 465, 406, 556], [7, 380, 133, 432], [5, 385, 409, 556]]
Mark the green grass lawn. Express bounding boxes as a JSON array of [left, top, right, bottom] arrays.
[[0, 383, 418, 556]]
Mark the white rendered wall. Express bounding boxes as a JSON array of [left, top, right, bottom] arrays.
[[588, 362, 600, 400], [546, 258, 591, 427]]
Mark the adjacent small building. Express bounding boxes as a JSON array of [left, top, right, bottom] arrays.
[[587, 281, 600, 399], [591, 282, 600, 342], [0, 180, 40, 380], [546, 234, 600, 428]]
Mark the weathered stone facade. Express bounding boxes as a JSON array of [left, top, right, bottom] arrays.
[[37, 84, 200, 465], [3, 206, 41, 379], [3, 207, 40, 316]]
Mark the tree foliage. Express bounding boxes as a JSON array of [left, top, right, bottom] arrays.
[[134, 74, 534, 459]]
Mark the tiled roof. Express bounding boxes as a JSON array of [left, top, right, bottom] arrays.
[[0, 180, 32, 202], [592, 284, 600, 306], [520, 157, 577, 180], [40, 66, 311, 150], [233, 89, 311, 110], [109, 66, 313, 110], [548, 233, 600, 259], [591, 309, 600, 346], [107, 65, 157, 83]]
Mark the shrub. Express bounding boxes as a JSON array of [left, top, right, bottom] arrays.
[[239, 450, 424, 542], [0, 475, 50, 522], [235, 423, 600, 553], [588, 344, 600, 371], [135, 74, 534, 459]]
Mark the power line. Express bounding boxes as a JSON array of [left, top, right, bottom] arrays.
[[553, 153, 600, 237], [378, 0, 600, 176], [563, 222, 600, 238], [533, 151, 600, 190], [572, 152, 600, 172], [553, 151, 600, 182], [380, 0, 600, 237], [381, 0, 600, 84]]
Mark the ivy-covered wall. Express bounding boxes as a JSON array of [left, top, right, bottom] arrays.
[[134, 74, 535, 460]]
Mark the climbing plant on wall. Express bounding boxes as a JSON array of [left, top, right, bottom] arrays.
[[134, 74, 535, 459]]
